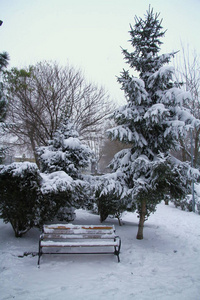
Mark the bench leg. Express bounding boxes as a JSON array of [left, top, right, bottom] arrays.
[[38, 240, 42, 266], [114, 236, 121, 263], [114, 247, 120, 262], [117, 254, 120, 263]]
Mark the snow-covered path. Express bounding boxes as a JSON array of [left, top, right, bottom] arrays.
[[1, 202, 200, 300]]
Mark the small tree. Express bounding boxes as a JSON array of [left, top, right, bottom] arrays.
[[95, 172, 136, 224], [0, 162, 77, 236], [107, 7, 199, 239], [37, 118, 92, 212], [0, 162, 41, 237], [38, 171, 76, 227], [37, 118, 92, 178]]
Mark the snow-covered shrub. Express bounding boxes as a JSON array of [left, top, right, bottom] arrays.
[[195, 200, 200, 215], [37, 172, 94, 227], [94, 172, 136, 224], [96, 193, 127, 225], [70, 176, 93, 210], [172, 194, 200, 214], [172, 195, 193, 211], [0, 162, 85, 236], [56, 206, 76, 222], [37, 118, 93, 215], [37, 119, 92, 179], [38, 189, 75, 225], [170, 169, 200, 213], [37, 171, 75, 226], [0, 162, 42, 237], [194, 183, 200, 214]]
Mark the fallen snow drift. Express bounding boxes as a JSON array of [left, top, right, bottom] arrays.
[[0, 202, 200, 300]]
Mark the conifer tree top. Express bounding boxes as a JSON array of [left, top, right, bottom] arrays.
[[130, 6, 165, 56], [122, 6, 170, 79]]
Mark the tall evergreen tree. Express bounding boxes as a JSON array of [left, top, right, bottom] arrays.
[[0, 22, 9, 123], [0, 52, 9, 123], [107, 7, 199, 239], [0, 52, 9, 163], [0, 18, 9, 162]]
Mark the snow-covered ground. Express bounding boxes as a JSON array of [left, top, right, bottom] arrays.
[[1, 202, 200, 300]]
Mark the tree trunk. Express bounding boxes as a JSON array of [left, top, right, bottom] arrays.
[[164, 195, 170, 205], [29, 134, 40, 167], [194, 128, 200, 167], [180, 138, 188, 161], [136, 199, 146, 240]]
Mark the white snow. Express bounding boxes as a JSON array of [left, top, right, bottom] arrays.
[[41, 171, 73, 193], [1, 202, 200, 300], [40, 240, 119, 247], [63, 137, 82, 149]]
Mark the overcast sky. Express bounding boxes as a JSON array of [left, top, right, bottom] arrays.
[[1, 0, 200, 103]]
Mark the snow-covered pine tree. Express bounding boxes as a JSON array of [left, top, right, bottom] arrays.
[[37, 118, 92, 179], [107, 7, 200, 239], [37, 118, 92, 219], [0, 51, 9, 163]]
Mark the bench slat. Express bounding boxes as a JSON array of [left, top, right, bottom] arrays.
[[42, 234, 117, 239], [41, 240, 119, 247], [44, 224, 115, 230], [43, 224, 115, 235], [43, 230, 115, 235]]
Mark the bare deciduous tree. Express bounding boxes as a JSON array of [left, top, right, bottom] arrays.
[[173, 45, 200, 166], [3, 61, 113, 164]]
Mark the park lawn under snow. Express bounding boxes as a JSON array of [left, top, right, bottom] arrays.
[[0, 202, 200, 300]]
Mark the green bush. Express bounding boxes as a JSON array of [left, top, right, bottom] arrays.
[[94, 175, 136, 224], [37, 188, 75, 227], [96, 193, 127, 225], [0, 162, 41, 237], [0, 164, 78, 237]]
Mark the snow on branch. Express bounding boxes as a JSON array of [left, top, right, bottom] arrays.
[[41, 171, 73, 194], [144, 103, 169, 124], [118, 70, 148, 105], [107, 126, 133, 142]]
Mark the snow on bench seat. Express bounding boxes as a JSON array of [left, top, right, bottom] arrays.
[[40, 240, 120, 247]]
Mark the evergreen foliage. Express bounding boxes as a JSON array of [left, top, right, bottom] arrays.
[[0, 52, 9, 123], [95, 173, 136, 224], [0, 119, 92, 237], [0, 51, 9, 163], [37, 118, 92, 220], [38, 171, 76, 227], [0, 162, 41, 237], [0, 162, 82, 236], [105, 7, 200, 239], [37, 119, 92, 178]]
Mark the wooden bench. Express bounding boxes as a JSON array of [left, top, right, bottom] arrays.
[[38, 224, 121, 265]]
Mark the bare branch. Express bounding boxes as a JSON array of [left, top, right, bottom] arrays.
[[3, 61, 114, 162]]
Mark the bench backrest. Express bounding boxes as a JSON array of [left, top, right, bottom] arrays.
[[42, 224, 116, 239]]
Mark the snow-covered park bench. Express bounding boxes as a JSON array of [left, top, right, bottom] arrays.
[[38, 224, 121, 265]]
